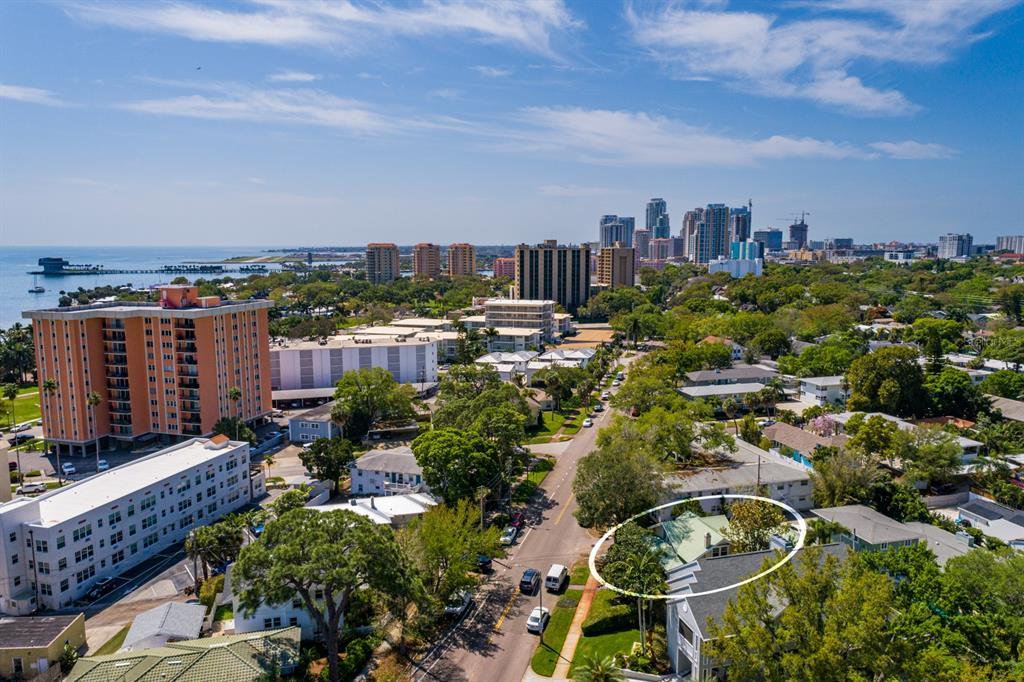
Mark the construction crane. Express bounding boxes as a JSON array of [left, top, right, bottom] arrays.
[[776, 211, 810, 225]]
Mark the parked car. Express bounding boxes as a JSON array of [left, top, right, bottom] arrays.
[[593, 403, 604, 412], [520, 568, 540, 594], [16, 482, 47, 495], [11, 423, 31, 433], [510, 511, 525, 528], [582, 418, 593, 428], [476, 555, 493, 572], [61, 462, 77, 475], [7, 461, 16, 471], [611, 380, 621, 387], [499, 526, 519, 546], [601, 391, 611, 400], [616, 372, 625, 380], [96, 459, 110, 472], [9, 434, 33, 445], [526, 606, 550, 634], [86, 577, 116, 601], [545, 564, 568, 592], [443, 590, 473, 617]]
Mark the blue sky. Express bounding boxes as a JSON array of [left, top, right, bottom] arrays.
[[1, 0, 1022, 247]]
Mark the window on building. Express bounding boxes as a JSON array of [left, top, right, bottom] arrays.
[[679, 619, 695, 645]]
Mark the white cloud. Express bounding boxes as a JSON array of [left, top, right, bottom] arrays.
[[514, 107, 865, 166], [626, 0, 1016, 115], [869, 141, 956, 159], [428, 88, 460, 99], [0, 83, 66, 106], [119, 84, 397, 135], [472, 65, 513, 77], [68, 0, 581, 58], [267, 70, 321, 82]]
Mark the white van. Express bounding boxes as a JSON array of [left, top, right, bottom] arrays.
[[545, 564, 568, 592]]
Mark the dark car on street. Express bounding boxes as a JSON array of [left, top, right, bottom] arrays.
[[520, 568, 540, 594]]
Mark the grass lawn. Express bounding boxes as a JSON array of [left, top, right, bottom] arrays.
[[530, 589, 583, 677], [94, 625, 130, 656], [561, 419, 582, 435], [513, 458, 554, 504], [568, 628, 641, 675], [525, 435, 554, 445], [7, 392, 41, 426], [569, 561, 591, 586], [533, 411, 566, 436], [214, 603, 234, 621]]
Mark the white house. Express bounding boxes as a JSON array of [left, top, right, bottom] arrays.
[[349, 446, 427, 496], [0, 436, 256, 614], [225, 563, 330, 640], [798, 376, 848, 406], [309, 494, 438, 528], [475, 351, 538, 382], [679, 383, 766, 402], [957, 497, 1024, 546]]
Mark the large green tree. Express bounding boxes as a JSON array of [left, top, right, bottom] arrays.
[[411, 428, 501, 502], [398, 499, 501, 603], [809, 448, 881, 507], [706, 548, 901, 681], [846, 346, 927, 418], [980, 369, 1024, 399], [298, 437, 355, 495], [722, 499, 789, 553], [234, 509, 417, 682], [923, 366, 990, 419], [331, 367, 416, 440], [573, 439, 663, 528]]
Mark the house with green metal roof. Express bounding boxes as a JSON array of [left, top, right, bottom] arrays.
[[653, 513, 732, 572], [65, 626, 300, 681]]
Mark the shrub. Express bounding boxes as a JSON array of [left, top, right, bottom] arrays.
[[199, 574, 224, 610], [320, 636, 378, 681]]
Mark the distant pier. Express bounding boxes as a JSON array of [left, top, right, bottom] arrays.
[[28, 257, 267, 276]]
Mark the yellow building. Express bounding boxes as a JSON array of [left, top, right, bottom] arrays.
[[448, 243, 477, 276], [0, 613, 85, 679], [413, 243, 441, 279]]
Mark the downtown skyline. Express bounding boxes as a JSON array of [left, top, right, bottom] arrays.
[[1, 0, 1022, 246]]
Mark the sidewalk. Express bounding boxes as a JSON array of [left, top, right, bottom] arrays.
[[552, 574, 599, 678]]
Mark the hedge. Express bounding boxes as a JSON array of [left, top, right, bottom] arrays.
[[199, 574, 224, 610]]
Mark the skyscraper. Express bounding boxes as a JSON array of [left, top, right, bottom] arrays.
[[731, 240, 765, 260], [633, 228, 651, 264], [753, 228, 783, 251], [729, 202, 752, 243], [366, 243, 401, 284], [493, 257, 516, 279], [938, 233, 973, 259], [514, 240, 591, 313], [647, 198, 669, 238], [23, 286, 273, 453], [694, 204, 730, 264], [598, 215, 634, 247], [413, 243, 441, 279], [789, 218, 809, 249], [447, 243, 477, 276], [597, 244, 635, 288], [681, 208, 704, 259]]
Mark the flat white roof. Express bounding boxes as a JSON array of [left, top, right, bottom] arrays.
[[29, 439, 247, 527], [799, 376, 845, 386], [681, 383, 767, 397], [483, 298, 556, 307], [271, 334, 434, 350], [309, 493, 437, 525], [390, 318, 450, 328]]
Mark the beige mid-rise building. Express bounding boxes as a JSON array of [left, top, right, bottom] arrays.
[[448, 243, 477, 276], [597, 244, 636, 288], [413, 243, 441, 279], [366, 243, 401, 284], [23, 286, 273, 455]]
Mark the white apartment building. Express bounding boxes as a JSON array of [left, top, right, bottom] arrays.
[[226, 564, 332, 640], [798, 376, 848, 406], [482, 299, 557, 340], [349, 446, 427, 496], [0, 437, 256, 615], [269, 336, 438, 391]]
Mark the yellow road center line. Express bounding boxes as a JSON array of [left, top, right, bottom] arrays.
[[554, 493, 574, 526], [491, 591, 517, 633]]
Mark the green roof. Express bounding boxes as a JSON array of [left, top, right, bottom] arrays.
[[654, 513, 732, 570], [66, 627, 300, 682]]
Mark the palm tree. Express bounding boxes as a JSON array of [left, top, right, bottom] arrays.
[[184, 529, 208, 594], [608, 549, 665, 656], [2, 383, 18, 432], [743, 390, 761, 417], [722, 397, 740, 435], [228, 386, 242, 440], [86, 391, 103, 470], [41, 378, 60, 484], [627, 316, 642, 349], [572, 655, 625, 682], [482, 326, 499, 351]]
